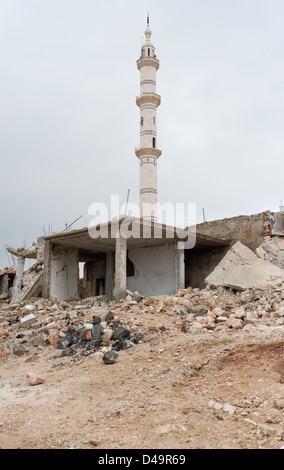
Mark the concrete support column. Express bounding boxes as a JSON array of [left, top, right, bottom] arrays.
[[106, 251, 114, 301], [114, 235, 127, 302], [42, 240, 52, 299], [176, 243, 185, 291], [11, 255, 25, 302]]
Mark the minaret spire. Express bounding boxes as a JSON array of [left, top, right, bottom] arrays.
[[135, 17, 161, 221]]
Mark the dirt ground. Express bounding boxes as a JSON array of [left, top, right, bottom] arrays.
[[1, 305, 284, 450]]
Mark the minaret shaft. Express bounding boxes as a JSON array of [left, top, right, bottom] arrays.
[[136, 19, 161, 221]]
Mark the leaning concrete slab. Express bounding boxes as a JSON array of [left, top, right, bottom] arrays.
[[205, 241, 284, 291]]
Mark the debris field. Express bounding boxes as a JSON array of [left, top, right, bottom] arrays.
[[1, 285, 284, 449]]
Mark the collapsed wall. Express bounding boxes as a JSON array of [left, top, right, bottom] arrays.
[[194, 211, 279, 252], [205, 241, 284, 291]]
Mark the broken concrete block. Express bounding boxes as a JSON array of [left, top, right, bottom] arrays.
[[164, 296, 178, 306], [233, 307, 246, 319], [226, 317, 244, 329], [20, 313, 37, 327], [212, 307, 224, 317], [102, 328, 113, 343], [23, 305, 36, 311], [223, 404, 236, 415], [206, 241, 284, 291], [245, 311, 258, 324], [206, 317, 216, 328], [68, 311, 78, 321], [144, 297, 154, 306], [216, 316, 228, 322], [191, 321, 203, 329]]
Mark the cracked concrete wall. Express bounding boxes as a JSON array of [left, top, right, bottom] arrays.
[[127, 243, 176, 296], [50, 249, 79, 301]]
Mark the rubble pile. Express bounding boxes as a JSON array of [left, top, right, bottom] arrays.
[[171, 284, 284, 332], [0, 296, 143, 362], [256, 236, 284, 269], [2, 281, 284, 362]]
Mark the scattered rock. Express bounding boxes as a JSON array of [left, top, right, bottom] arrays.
[[191, 321, 203, 330], [223, 404, 236, 415], [103, 351, 118, 364], [111, 325, 129, 341], [226, 318, 244, 329], [274, 399, 284, 410], [105, 311, 114, 324], [234, 307, 246, 319], [13, 346, 29, 356], [26, 372, 45, 386], [156, 424, 187, 435], [148, 325, 159, 332], [89, 439, 99, 447], [121, 339, 135, 349]]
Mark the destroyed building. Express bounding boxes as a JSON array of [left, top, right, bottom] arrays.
[[4, 243, 45, 303], [2, 19, 284, 305], [3, 208, 284, 305]]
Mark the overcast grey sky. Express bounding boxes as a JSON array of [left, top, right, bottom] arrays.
[[1, 0, 284, 269]]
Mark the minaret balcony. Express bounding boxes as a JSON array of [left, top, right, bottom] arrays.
[[136, 93, 161, 108], [137, 56, 159, 71], [135, 147, 162, 159]]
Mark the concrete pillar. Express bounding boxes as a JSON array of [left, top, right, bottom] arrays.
[[114, 235, 127, 302], [176, 243, 185, 291], [42, 240, 52, 299], [105, 251, 114, 300], [11, 255, 25, 302]]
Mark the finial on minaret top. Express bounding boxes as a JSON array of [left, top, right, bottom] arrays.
[[145, 12, 152, 41]]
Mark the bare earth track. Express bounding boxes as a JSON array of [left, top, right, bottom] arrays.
[[1, 289, 284, 450]]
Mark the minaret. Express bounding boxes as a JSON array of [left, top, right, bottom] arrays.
[[135, 15, 161, 221]]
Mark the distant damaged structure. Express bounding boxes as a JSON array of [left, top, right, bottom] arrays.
[[4, 242, 44, 303]]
